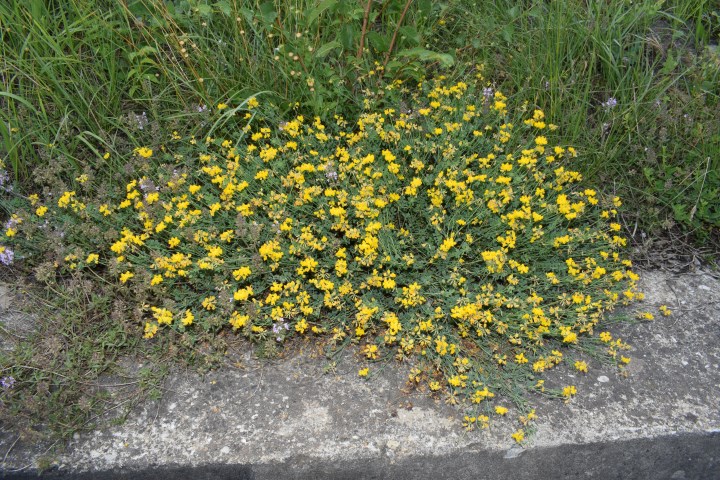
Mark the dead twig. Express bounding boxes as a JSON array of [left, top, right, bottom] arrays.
[[383, 0, 413, 69], [357, 0, 374, 60]]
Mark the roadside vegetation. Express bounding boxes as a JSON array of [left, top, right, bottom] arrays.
[[0, 0, 717, 452]]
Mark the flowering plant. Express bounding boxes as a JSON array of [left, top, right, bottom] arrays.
[[2, 72, 641, 440]]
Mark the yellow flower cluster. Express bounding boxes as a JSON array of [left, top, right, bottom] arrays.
[[7, 75, 643, 434]]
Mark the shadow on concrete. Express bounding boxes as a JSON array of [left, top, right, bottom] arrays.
[[3, 431, 718, 480]]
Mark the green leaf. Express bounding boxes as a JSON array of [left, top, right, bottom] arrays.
[[395, 47, 454, 68], [195, 4, 212, 16], [315, 41, 342, 58], [306, 0, 337, 27], [127, 45, 158, 61], [367, 31, 389, 53], [398, 25, 421, 46], [0, 91, 38, 115], [258, 2, 277, 24], [642, 167, 655, 184], [338, 24, 355, 50], [417, 0, 433, 17], [501, 24, 515, 44], [659, 50, 678, 75], [214, 0, 232, 17], [239, 7, 254, 23], [672, 203, 689, 223]]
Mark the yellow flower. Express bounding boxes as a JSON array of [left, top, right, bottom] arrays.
[[495, 406, 508, 415], [217, 102, 228, 110], [143, 322, 158, 339], [119, 271, 134, 283], [36, 206, 48, 217], [364, 344, 378, 359], [511, 429, 525, 443], [86, 253, 99, 264], [295, 318, 308, 333], [563, 332, 578, 344], [134, 147, 153, 158], [562, 385, 577, 398], [58, 191, 76, 208], [439, 235, 457, 253], [229, 312, 249, 330], [358, 368, 369, 377], [247, 97, 259, 109], [574, 360, 588, 373], [151, 307, 173, 325], [202, 296, 217, 311], [232, 266, 252, 281], [233, 286, 254, 302]]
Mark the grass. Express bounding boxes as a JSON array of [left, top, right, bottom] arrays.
[[444, 0, 720, 235], [0, 273, 168, 443], [0, 0, 718, 452]]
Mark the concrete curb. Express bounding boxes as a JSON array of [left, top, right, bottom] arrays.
[[3, 432, 719, 479], [1, 269, 719, 478]]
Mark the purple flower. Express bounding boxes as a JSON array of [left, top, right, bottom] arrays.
[[482, 87, 494, 98], [601, 97, 618, 110], [0, 247, 14, 266], [132, 111, 149, 130], [4, 217, 19, 230], [139, 178, 158, 193], [1, 376, 15, 389], [272, 320, 290, 341], [0, 170, 12, 193]]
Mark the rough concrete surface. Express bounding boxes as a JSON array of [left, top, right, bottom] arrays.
[[1, 269, 719, 479]]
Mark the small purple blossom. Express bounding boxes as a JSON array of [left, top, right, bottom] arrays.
[[482, 87, 494, 98], [1, 376, 15, 389], [0, 247, 14, 266], [196, 104, 208, 113], [0, 170, 12, 193], [272, 320, 290, 341], [325, 170, 338, 182], [4, 217, 19, 230], [139, 178, 158, 193], [272, 320, 289, 334], [601, 97, 618, 110], [132, 111, 149, 130]]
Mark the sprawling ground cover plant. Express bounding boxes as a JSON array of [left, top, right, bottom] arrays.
[[2, 73, 642, 440]]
